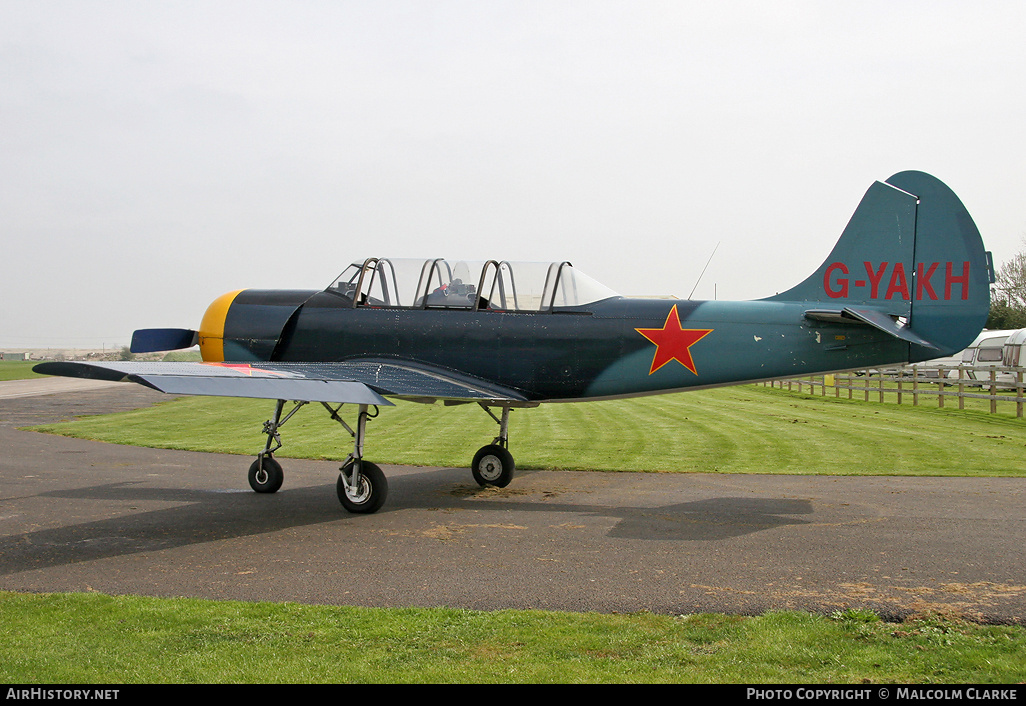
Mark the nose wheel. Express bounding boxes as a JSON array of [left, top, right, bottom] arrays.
[[248, 455, 284, 493], [248, 399, 304, 494]]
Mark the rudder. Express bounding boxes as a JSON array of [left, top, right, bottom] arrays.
[[767, 171, 991, 359], [887, 171, 992, 359]]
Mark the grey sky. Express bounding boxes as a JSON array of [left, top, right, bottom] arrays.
[[3, 1, 1024, 349]]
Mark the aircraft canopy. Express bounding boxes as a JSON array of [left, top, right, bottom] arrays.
[[327, 258, 619, 312]]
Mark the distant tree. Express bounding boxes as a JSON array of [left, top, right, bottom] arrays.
[[988, 239, 1026, 329], [118, 346, 134, 361], [986, 300, 1026, 329]]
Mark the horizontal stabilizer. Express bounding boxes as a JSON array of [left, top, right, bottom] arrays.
[[804, 307, 938, 349], [130, 328, 199, 353]]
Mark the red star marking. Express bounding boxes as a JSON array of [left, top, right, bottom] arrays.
[[635, 305, 713, 375]]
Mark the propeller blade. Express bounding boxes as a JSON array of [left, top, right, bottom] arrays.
[[130, 328, 199, 353]]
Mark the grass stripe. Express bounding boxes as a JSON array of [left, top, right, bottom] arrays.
[[2, 591, 1024, 683], [28, 384, 1026, 477]]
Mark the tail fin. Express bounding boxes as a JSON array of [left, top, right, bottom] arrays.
[[767, 171, 992, 359]]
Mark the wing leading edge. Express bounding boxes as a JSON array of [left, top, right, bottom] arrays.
[[32, 360, 528, 406]]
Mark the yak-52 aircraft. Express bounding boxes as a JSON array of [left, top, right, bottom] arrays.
[[36, 171, 992, 513]]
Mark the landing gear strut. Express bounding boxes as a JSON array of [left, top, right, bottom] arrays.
[[249, 398, 518, 511], [332, 403, 388, 514], [471, 404, 515, 488], [249, 399, 307, 493], [250, 399, 387, 514]]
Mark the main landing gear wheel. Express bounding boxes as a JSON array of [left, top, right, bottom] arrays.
[[248, 455, 284, 493], [472, 444, 515, 488], [337, 460, 388, 514]]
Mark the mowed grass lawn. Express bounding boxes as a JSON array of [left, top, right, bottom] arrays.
[[3, 591, 1024, 684], [30, 383, 1026, 477], [0, 361, 45, 381], [14, 382, 1026, 683]]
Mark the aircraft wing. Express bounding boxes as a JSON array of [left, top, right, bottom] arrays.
[[32, 360, 529, 406]]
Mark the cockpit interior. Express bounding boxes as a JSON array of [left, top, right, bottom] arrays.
[[326, 258, 619, 312]]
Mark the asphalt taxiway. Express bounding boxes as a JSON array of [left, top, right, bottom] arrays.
[[1, 379, 1024, 622]]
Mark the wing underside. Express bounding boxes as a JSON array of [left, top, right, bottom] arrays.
[[33, 360, 529, 406]]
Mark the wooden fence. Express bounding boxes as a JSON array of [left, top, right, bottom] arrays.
[[764, 364, 1026, 417]]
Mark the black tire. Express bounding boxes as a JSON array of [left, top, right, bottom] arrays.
[[337, 460, 388, 514], [471, 444, 515, 488], [248, 455, 284, 493]]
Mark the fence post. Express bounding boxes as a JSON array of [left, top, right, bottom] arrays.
[[1018, 370, 1023, 419], [958, 366, 965, 411], [990, 369, 998, 414]]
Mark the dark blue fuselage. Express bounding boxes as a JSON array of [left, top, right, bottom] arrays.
[[219, 289, 914, 402]]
